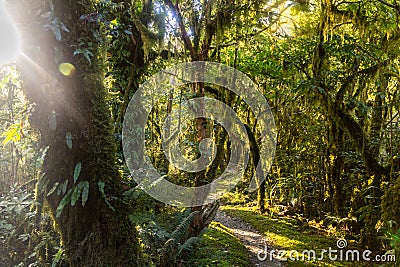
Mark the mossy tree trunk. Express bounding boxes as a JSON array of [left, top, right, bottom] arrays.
[[15, 0, 142, 265], [164, 0, 220, 238], [245, 124, 266, 213], [311, 0, 396, 249], [327, 122, 345, 217]]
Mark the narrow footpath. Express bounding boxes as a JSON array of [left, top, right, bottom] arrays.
[[214, 210, 283, 267]]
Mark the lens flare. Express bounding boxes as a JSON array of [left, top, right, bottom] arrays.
[[59, 63, 76, 76], [0, 1, 20, 66]]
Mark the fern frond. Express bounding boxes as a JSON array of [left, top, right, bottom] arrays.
[[169, 210, 199, 243], [159, 210, 201, 266], [178, 236, 201, 255]]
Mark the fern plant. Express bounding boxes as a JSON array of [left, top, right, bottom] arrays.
[[159, 211, 202, 267]]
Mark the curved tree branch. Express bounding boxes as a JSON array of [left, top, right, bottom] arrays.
[[164, 0, 198, 60]]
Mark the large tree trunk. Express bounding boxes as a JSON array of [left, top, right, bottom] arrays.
[[15, 0, 142, 265], [327, 122, 345, 217]]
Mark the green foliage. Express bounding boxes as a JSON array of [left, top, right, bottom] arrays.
[[123, 187, 158, 212], [184, 222, 250, 267], [128, 209, 206, 266], [55, 186, 73, 218], [0, 66, 37, 191], [55, 180, 90, 218], [73, 162, 81, 184], [0, 185, 33, 265], [73, 48, 94, 64], [72, 36, 96, 64], [2, 123, 22, 146], [160, 211, 200, 266], [42, 2, 70, 42], [98, 181, 115, 211], [222, 206, 370, 267], [2, 0, 400, 264], [0, 185, 64, 266], [51, 248, 65, 267], [221, 191, 249, 205]]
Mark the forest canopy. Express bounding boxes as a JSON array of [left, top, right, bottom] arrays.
[[0, 0, 399, 266]]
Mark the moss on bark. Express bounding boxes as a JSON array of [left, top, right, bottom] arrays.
[[16, 0, 143, 265]]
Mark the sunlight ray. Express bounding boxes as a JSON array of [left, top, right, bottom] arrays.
[[0, 0, 21, 66], [18, 52, 86, 127]]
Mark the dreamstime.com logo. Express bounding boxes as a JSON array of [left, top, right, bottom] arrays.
[[257, 239, 396, 263], [122, 62, 276, 207]]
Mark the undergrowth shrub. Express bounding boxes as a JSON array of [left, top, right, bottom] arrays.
[[0, 184, 65, 266]]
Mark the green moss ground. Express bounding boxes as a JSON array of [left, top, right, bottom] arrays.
[[184, 221, 250, 267], [221, 206, 376, 267]]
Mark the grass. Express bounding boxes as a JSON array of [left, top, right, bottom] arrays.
[[221, 205, 376, 267], [184, 221, 250, 267]]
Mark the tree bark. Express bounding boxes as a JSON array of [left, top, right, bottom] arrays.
[[164, 0, 220, 238], [15, 0, 142, 265]]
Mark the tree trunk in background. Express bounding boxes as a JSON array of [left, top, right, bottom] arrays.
[[327, 122, 345, 217], [16, 0, 142, 265], [244, 124, 265, 213], [164, 0, 220, 238]]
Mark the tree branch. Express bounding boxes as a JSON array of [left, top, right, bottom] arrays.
[[164, 0, 198, 60]]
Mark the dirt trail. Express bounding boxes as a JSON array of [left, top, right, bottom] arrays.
[[214, 210, 283, 267]]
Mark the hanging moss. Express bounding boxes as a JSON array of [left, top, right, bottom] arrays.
[[132, 13, 159, 59]]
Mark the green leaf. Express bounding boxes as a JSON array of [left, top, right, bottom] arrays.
[[110, 18, 118, 26], [73, 49, 93, 64], [73, 162, 82, 184], [37, 175, 49, 193], [56, 189, 73, 218], [66, 132, 73, 150], [47, 182, 59, 196], [59, 22, 70, 33], [81, 181, 89, 206], [83, 51, 93, 64], [51, 248, 63, 267], [70, 185, 82, 206], [52, 26, 62, 41], [178, 237, 201, 254], [98, 181, 115, 211], [98, 181, 105, 194], [57, 179, 69, 195], [2, 123, 21, 146]]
